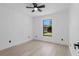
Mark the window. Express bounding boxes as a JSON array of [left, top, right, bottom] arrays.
[[43, 19, 52, 37]]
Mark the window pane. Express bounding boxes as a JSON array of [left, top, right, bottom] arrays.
[[43, 19, 52, 37]]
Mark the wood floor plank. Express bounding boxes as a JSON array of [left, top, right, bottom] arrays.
[[0, 40, 71, 56]]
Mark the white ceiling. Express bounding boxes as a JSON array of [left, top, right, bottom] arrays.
[[0, 3, 70, 17], [26, 3, 70, 17]]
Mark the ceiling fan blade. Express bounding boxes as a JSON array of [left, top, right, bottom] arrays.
[[32, 9, 35, 12], [26, 6, 34, 8], [38, 8, 42, 12], [32, 3, 37, 7], [37, 5, 45, 8]]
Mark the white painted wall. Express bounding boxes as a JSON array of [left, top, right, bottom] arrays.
[[0, 3, 70, 52], [33, 10, 69, 45], [69, 4, 79, 56], [0, 4, 33, 50]]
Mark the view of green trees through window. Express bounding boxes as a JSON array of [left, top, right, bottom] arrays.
[[43, 19, 52, 37]]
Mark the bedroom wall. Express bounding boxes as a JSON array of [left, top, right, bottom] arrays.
[[69, 4, 79, 56], [33, 10, 69, 45], [0, 4, 33, 50]]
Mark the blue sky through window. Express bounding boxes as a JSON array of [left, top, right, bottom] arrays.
[[43, 19, 50, 26]]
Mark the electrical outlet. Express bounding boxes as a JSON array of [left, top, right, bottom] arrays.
[[35, 35, 38, 38], [11, 46, 15, 48], [28, 36, 30, 38]]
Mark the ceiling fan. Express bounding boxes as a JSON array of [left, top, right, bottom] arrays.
[[26, 3, 45, 12]]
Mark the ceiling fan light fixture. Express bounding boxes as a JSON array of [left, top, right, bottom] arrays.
[[34, 8, 38, 11], [26, 3, 45, 12]]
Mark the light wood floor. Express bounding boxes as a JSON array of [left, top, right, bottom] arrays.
[[0, 40, 71, 56]]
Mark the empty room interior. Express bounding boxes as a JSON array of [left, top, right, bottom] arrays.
[[0, 3, 79, 56]]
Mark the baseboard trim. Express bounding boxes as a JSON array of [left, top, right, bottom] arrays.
[[0, 39, 33, 51], [33, 39, 69, 47]]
